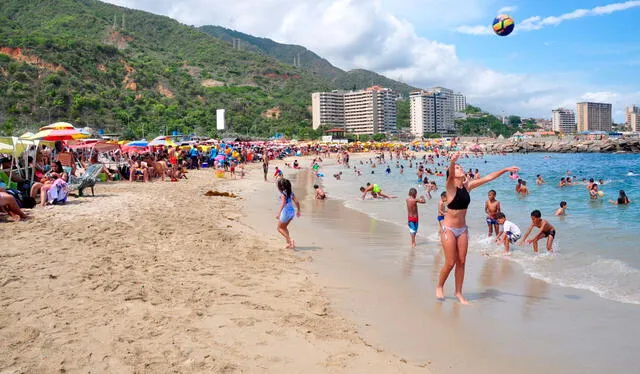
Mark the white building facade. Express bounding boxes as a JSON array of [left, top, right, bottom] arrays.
[[312, 86, 397, 135], [453, 92, 466, 113], [552, 108, 577, 133], [625, 105, 640, 132], [311, 91, 345, 130], [410, 90, 451, 136]]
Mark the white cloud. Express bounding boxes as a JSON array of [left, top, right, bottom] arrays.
[[455, 25, 493, 35], [102, 0, 638, 121], [497, 5, 517, 14], [459, 1, 640, 34]]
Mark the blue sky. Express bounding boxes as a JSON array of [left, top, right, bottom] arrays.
[[106, 0, 640, 121]]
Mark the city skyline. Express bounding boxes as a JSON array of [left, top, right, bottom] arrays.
[[104, 0, 640, 122]]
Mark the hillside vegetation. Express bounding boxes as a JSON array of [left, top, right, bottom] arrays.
[[0, 0, 334, 138]]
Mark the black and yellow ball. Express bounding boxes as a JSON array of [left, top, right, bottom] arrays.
[[493, 14, 515, 36]]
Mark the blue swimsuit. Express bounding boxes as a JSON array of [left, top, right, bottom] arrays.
[[279, 193, 296, 223]]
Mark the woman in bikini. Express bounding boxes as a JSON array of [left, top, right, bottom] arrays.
[[437, 153, 519, 304]]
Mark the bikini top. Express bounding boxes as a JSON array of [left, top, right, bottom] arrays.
[[447, 186, 471, 210]]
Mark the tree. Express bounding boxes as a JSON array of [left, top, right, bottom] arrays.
[[508, 115, 521, 126]]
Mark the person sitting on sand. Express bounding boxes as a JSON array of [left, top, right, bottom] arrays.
[[0, 189, 29, 221], [129, 157, 149, 183], [30, 161, 69, 207], [609, 190, 631, 205], [314, 184, 326, 200]]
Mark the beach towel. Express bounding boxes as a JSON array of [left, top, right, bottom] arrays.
[[47, 178, 68, 204]]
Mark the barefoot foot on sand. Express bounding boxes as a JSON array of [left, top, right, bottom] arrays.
[[436, 287, 444, 300], [455, 293, 470, 305]]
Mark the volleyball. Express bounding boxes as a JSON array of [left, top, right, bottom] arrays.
[[598, 191, 605, 197], [493, 14, 515, 36]]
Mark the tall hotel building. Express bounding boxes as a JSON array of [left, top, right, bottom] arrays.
[[311, 86, 397, 135], [453, 92, 466, 113], [576, 102, 612, 132], [552, 108, 577, 133], [409, 90, 454, 136], [625, 105, 640, 132]]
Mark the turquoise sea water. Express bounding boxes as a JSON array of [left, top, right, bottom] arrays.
[[318, 153, 640, 305]]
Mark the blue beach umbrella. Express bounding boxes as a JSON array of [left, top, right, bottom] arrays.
[[126, 140, 148, 147]]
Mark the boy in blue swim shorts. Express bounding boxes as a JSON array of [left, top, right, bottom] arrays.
[[406, 188, 426, 248]]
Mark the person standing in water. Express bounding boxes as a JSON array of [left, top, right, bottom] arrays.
[[275, 178, 301, 249], [436, 153, 519, 304], [610, 190, 631, 205], [484, 190, 501, 237], [406, 188, 426, 248]]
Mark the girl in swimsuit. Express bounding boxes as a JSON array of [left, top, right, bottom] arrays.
[[276, 178, 301, 249], [437, 153, 519, 304]]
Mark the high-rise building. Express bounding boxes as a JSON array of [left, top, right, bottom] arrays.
[[552, 108, 576, 133], [311, 91, 344, 130], [409, 90, 450, 136], [576, 102, 612, 132], [453, 92, 466, 113], [625, 105, 640, 132], [431, 87, 455, 131], [311, 86, 397, 135]]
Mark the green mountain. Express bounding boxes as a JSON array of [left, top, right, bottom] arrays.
[[0, 0, 333, 138], [199, 25, 418, 97]]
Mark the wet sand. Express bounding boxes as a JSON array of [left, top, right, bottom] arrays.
[[245, 166, 640, 374]]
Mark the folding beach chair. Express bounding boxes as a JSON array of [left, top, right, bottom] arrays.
[[68, 164, 103, 196]]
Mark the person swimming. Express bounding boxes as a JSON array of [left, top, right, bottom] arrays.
[[609, 190, 631, 205]]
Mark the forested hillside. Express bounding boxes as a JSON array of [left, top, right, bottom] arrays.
[[0, 0, 333, 138]]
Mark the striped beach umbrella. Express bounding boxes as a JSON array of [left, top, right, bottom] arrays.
[[29, 122, 89, 141], [148, 136, 176, 147]]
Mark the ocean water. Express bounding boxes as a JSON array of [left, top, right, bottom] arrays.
[[317, 152, 640, 305]]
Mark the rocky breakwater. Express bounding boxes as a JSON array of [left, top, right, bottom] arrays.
[[479, 138, 640, 153]]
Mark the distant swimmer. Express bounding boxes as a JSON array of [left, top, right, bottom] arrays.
[[495, 212, 521, 255], [520, 210, 555, 253], [627, 170, 637, 176], [484, 190, 501, 237], [406, 188, 426, 248], [314, 184, 326, 200], [555, 201, 568, 216], [559, 177, 567, 187], [360, 183, 396, 200], [589, 183, 601, 200], [536, 174, 546, 185], [609, 190, 631, 205], [519, 181, 529, 196]]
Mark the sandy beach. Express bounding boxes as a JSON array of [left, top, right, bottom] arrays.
[[1, 159, 425, 373]]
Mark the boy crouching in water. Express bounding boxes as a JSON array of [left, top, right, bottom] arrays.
[[495, 212, 521, 255], [406, 188, 426, 248], [520, 209, 556, 253]]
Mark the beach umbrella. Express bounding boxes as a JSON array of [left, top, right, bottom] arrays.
[[148, 136, 176, 147], [29, 122, 88, 141], [214, 154, 226, 161], [125, 140, 149, 147]]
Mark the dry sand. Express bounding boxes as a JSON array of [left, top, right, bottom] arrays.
[[1, 161, 427, 373]]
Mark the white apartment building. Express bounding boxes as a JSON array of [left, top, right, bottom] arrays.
[[577, 102, 612, 132], [311, 91, 344, 130], [431, 87, 455, 132], [552, 108, 576, 133], [453, 92, 466, 113], [311, 86, 397, 135], [625, 105, 640, 132], [410, 90, 450, 136]]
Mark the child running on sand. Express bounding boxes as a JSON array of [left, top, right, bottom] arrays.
[[495, 212, 521, 255], [276, 178, 301, 249], [484, 190, 501, 237], [406, 188, 426, 248], [437, 191, 447, 232], [520, 210, 555, 253]]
